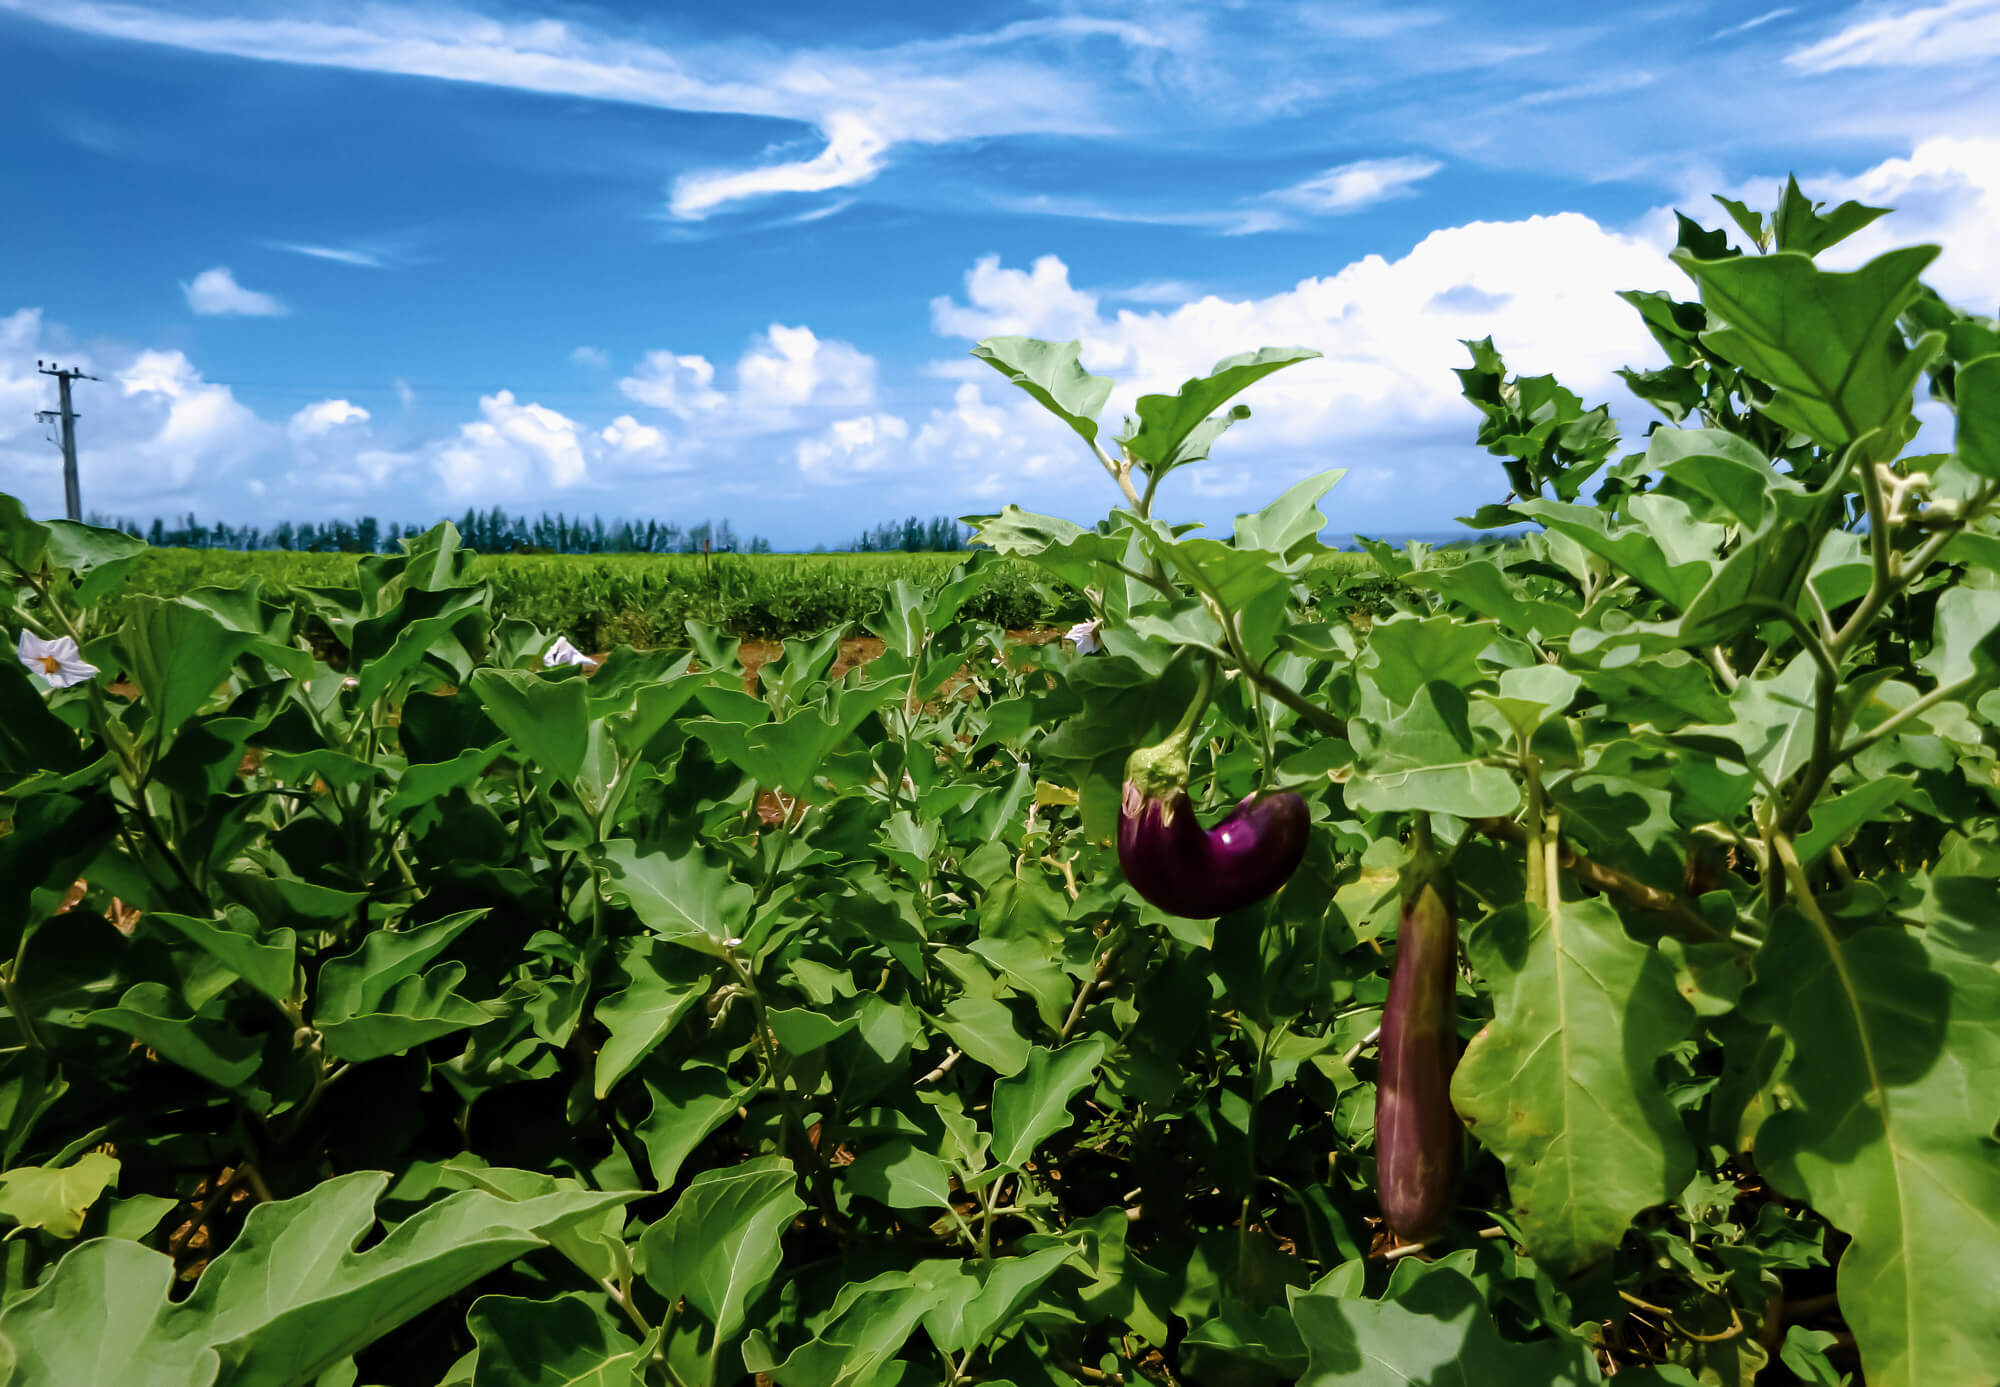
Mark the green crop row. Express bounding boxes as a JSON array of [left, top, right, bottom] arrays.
[[118, 545, 1409, 645]]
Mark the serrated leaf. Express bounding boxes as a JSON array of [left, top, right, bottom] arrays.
[[1451, 897, 1697, 1272]]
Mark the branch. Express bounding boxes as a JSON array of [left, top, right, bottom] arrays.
[[1468, 818, 1732, 946]]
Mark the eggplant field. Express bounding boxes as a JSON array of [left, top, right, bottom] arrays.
[[4, 185, 2000, 1387]]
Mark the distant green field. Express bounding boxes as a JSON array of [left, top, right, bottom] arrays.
[[120, 546, 1413, 644]]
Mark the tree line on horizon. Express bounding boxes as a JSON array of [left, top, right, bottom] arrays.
[[88, 508, 972, 556]]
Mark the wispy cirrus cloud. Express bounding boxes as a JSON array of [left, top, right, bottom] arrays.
[[1711, 7, 1797, 42], [1787, 0, 2000, 72], [266, 242, 388, 268], [1271, 155, 1443, 214], [0, 0, 1118, 219]]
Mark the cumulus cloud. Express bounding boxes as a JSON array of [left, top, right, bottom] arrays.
[[571, 345, 611, 369], [182, 266, 288, 317], [794, 413, 909, 481], [289, 399, 370, 440], [600, 414, 675, 465], [433, 391, 591, 500], [619, 352, 727, 418], [1784, 136, 2000, 305], [620, 326, 876, 431], [737, 324, 875, 421]]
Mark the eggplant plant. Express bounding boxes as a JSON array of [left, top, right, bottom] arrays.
[[0, 181, 1996, 1387]]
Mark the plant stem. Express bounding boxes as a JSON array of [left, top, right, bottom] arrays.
[[1466, 818, 1735, 947]]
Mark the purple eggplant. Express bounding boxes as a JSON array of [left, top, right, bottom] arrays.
[[1374, 830, 1461, 1243], [1117, 782, 1309, 918]]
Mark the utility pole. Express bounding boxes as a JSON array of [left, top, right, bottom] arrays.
[[35, 360, 98, 522]]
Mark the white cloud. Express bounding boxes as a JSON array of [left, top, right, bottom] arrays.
[[432, 391, 591, 500], [671, 113, 891, 219], [1787, 0, 2000, 72], [619, 351, 726, 418], [268, 242, 386, 268], [9, 2, 1114, 220], [114, 350, 270, 487], [928, 214, 1676, 465], [394, 378, 417, 409], [571, 345, 611, 369], [1766, 136, 2000, 306], [794, 412, 909, 481], [600, 413, 673, 463], [737, 323, 875, 420], [930, 256, 1119, 366], [1711, 7, 1797, 41], [182, 266, 288, 317], [1271, 156, 1443, 214], [288, 398, 370, 440]]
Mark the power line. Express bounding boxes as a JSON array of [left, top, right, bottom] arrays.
[[35, 361, 99, 523]]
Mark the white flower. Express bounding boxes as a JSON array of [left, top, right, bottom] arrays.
[[1067, 619, 1103, 655], [544, 636, 598, 670], [16, 631, 97, 690]]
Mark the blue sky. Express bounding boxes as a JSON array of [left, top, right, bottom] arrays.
[[3, 0, 1999, 547]]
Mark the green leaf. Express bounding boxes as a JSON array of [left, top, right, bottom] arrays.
[[1451, 897, 1697, 1272], [0, 1171, 634, 1387], [592, 942, 709, 1099], [85, 982, 262, 1090], [118, 598, 259, 747], [317, 910, 486, 1021], [317, 965, 492, 1063], [971, 337, 1113, 444], [1743, 920, 2000, 1387], [597, 840, 754, 958], [1346, 683, 1520, 820], [1291, 1266, 1599, 1385], [636, 1062, 755, 1188], [0, 1151, 119, 1238], [0, 1238, 215, 1386], [1956, 353, 2000, 479], [1918, 586, 2000, 685], [43, 520, 146, 606], [989, 1035, 1113, 1171], [1673, 244, 1943, 448], [470, 668, 589, 790], [639, 1156, 806, 1344], [466, 1295, 647, 1387], [917, 1245, 1077, 1355], [843, 1139, 957, 1214], [1120, 348, 1322, 477], [742, 1270, 945, 1387], [152, 907, 297, 1007], [766, 1006, 859, 1055]]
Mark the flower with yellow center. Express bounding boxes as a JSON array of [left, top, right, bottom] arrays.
[[15, 631, 98, 690]]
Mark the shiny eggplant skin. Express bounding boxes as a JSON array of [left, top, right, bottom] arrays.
[[1374, 858, 1461, 1243], [1117, 784, 1309, 918]]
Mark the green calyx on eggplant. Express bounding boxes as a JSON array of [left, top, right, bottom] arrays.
[[1374, 819, 1462, 1243], [1115, 665, 1309, 919]]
